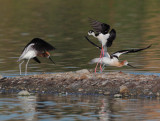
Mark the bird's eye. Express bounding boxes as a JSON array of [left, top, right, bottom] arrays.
[[89, 30, 93, 33]]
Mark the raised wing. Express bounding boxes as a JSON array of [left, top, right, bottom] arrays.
[[106, 29, 116, 47], [111, 45, 152, 58], [89, 18, 110, 34], [23, 38, 55, 53]]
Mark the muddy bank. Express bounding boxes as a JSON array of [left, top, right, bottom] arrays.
[[0, 69, 160, 97]]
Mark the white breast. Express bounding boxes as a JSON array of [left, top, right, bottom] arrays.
[[18, 43, 37, 61], [97, 33, 110, 46], [22, 50, 37, 59]]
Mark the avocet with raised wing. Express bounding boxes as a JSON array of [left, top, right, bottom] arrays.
[[17, 38, 55, 75]]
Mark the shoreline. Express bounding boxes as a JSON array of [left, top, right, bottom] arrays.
[[0, 69, 160, 97]]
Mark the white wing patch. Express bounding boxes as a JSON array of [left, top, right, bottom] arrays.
[[112, 51, 129, 58]]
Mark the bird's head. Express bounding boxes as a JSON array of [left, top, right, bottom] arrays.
[[41, 51, 55, 64], [88, 30, 94, 35], [123, 60, 128, 66], [123, 60, 136, 68]]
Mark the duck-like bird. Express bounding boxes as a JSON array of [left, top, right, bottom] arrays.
[[85, 36, 151, 71], [87, 18, 116, 72], [17, 38, 55, 75]]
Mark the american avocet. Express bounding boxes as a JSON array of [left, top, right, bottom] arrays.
[[17, 38, 55, 75], [85, 36, 151, 71], [87, 18, 116, 72]]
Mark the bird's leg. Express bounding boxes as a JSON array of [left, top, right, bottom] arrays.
[[99, 45, 104, 72], [95, 47, 103, 73], [99, 64, 106, 73], [25, 59, 30, 76], [102, 64, 106, 72], [19, 60, 24, 75]]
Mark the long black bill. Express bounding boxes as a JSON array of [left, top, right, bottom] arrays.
[[49, 57, 55, 64], [127, 64, 136, 68]]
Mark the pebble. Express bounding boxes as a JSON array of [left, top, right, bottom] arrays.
[[76, 69, 90, 74], [114, 94, 122, 98], [18, 90, 30, 96], [78, 88, 83, 92], [120, 85, 129, 94], [104, 91, 110, 95]]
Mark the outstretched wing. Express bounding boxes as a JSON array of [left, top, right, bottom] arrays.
[[23, 38, 55, 53], [111, 45, 152, 58], [89, 18, 110, 34], [106, 29, 116, 47]]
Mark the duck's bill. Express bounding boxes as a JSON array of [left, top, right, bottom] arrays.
[[127, 64, 136, 68], [49, 57, 55, 64]]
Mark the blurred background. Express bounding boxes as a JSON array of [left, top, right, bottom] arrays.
[[0, 0, 160, 74]]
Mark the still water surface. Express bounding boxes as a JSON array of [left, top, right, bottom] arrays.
[[1, 94, 160, 121], [0, 0, 159, 74]]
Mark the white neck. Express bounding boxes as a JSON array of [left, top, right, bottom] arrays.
[[88, 32, 96, 38]]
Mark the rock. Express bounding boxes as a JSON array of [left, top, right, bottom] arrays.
[[120, 85, 129, 94], [76, 69, 90, 74], [0, 75, 3, 80], [149, 92, 153, 95], [114, 94, 122, 98], [78, 88, 83, 92], [102, 80, 109, 86], [18, 90, 30, 96], [157, 92, 160, 97], [104, 91, 110, 95]]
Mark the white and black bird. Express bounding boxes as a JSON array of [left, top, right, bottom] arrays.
[[85, 36, 151, 71], [87, 18, 116, 72], [88, 18, 116, 51], [17, 38, 55, 75]]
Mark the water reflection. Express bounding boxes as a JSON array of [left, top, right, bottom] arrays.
[[18, 96, 37, 121], [1, 94, 160, 120]]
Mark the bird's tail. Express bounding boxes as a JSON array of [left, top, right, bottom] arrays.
[[17, 58, 21, 62], [89, 58, 102, 64]]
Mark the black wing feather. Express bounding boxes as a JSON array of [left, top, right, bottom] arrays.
[[89, 18, 110, 34], [23, 38, 55, 53], [85, 36, 101, 50], [33, 57, 41, 63], [32, 38, 55, 52], [111, 45, 152, 58], [106, 29, 116, 47]]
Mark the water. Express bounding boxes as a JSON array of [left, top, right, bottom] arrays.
[[0, 0, 160, 120], [0, 0, 159, 74], [1, 94, 160, 121]]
